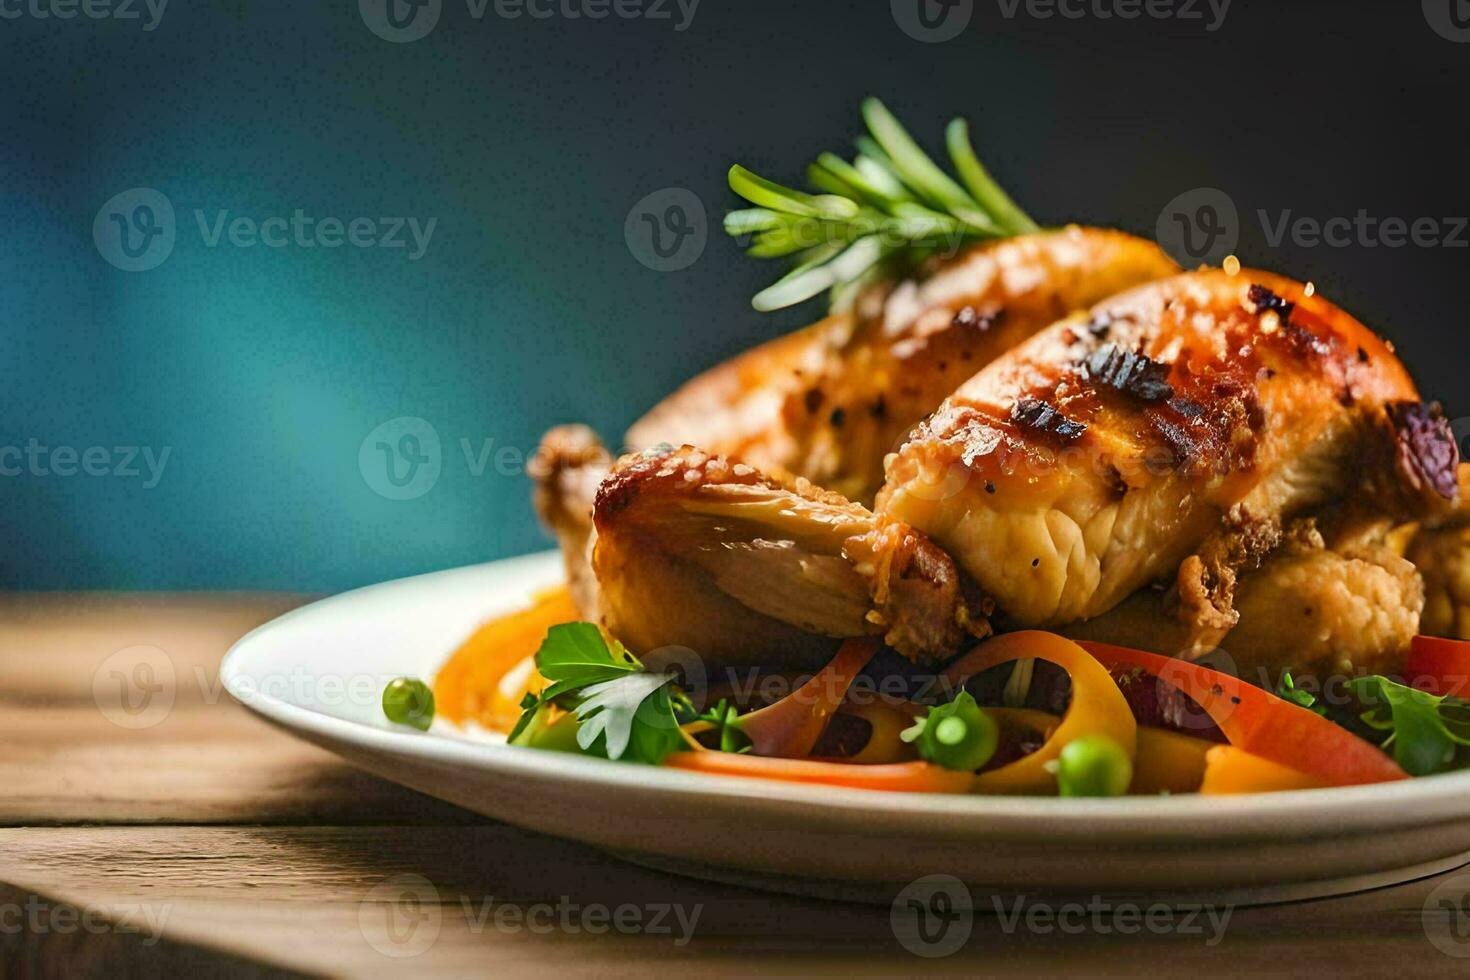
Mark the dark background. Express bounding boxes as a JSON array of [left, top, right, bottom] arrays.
[[3, 0, 1467, 590]]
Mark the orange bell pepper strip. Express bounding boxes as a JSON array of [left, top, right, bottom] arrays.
[[433, 585, 579, 730], [835, 699, 922, 764], [1198, 746, 1330, 794], [940, 631, 1137, 795], [1404, 634, 1470, 698], [1078, 641, 1407, 786], [662, 752, 973, 793], [1131, 726, 1214, 795]]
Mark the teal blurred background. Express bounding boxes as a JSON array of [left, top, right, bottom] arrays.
[[3, 1, 1468, 589]]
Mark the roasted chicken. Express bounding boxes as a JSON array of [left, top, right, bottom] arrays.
[[581, 269, 1460, 679], [536, 227, 1176, 623]]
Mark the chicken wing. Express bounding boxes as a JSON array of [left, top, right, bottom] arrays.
[[591, 444, 986, 667], [627, 227, 1178, 503]]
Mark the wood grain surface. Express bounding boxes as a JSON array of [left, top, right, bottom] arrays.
[[4, 593, 1470, 977]]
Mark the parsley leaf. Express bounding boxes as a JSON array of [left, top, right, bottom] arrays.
[[1347, 676, 1470, 776], [510, 622, 684, 765], [572, 670, 679, 761]]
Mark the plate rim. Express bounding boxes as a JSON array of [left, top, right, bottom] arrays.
[[221, 550, 1470, 843]]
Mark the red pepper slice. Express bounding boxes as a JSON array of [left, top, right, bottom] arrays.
[[1404, 634, 1470, 699], [1077, 641, 1408, 787]]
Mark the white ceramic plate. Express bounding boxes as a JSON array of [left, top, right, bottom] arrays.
[[223, 551, 1470, 906]]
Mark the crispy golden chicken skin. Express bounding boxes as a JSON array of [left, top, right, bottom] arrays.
[[1407, 464, 1470, 640], [591, 444, 987, 667], [1065, 520, 1424, 682], [627, 228, 1178, 503], [880, 270, 1457, 630]]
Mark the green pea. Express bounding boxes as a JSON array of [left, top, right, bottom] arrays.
[[382, 677, 435, 731], [903, 691, 999, 772], [1055, 734, 1132, 797]]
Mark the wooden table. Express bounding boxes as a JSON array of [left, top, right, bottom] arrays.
[[4, 593, 1470, 977]]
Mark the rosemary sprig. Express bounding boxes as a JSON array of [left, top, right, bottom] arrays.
[[725, 98, 1038, 312]]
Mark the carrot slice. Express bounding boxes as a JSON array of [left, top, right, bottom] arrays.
[[1078, 641, 1407, 786], [434, 585, 579, 729], [663, 752, 973, 793], [1199, 746, 1330, 794]]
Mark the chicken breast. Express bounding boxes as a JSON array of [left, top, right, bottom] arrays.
[[627, 228, 1178, 503], [591, 444, 986, 667], [880, 270, 1457, 631]]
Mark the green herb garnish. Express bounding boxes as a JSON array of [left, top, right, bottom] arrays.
[[1276, 671, 1325, 715], [726, 98, 1038, 313], [382, 677, 435, 731], [901, 691, 999, 772], [1348, 676, 1470, 777], [509, 623, 683, 764]]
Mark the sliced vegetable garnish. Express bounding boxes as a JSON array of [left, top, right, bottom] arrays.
[[1348, 675, 1470, 777], [433, 584, 578, 728], [509, 622, 683, 764], [1198, 746, 1329, 795], [900, 691, 999, 772], [941, 631, 1137, 795], [734, 637, 880, 758], [662, 752, 973, 794], [1130, 727, 1213, 795], [1078, 641, 1408, 786], [1404, 634, 1470, 699]]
